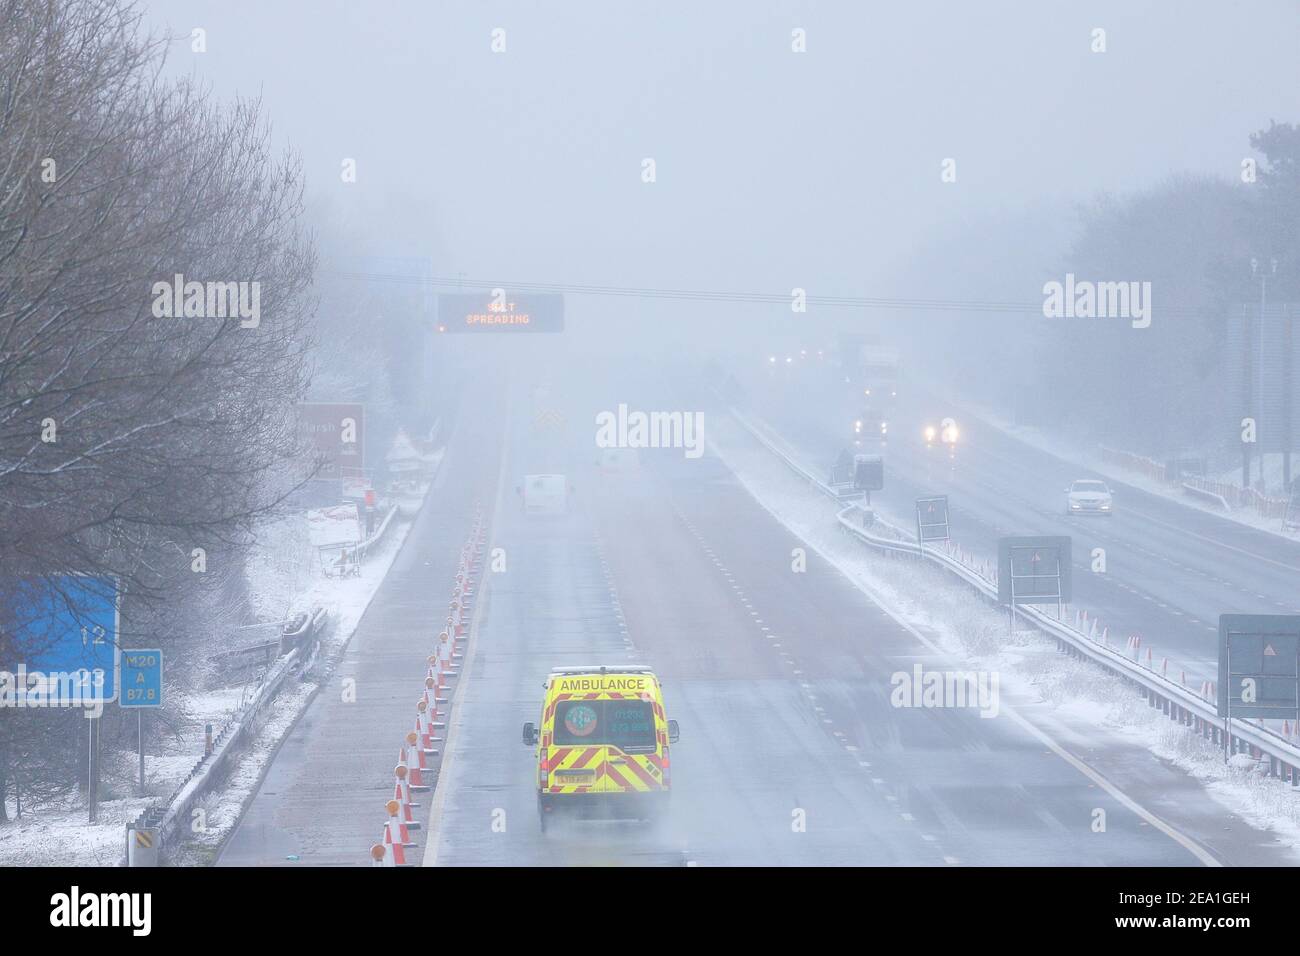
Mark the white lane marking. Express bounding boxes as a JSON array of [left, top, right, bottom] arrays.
[[727, 441, 1222, 868], [1124, 507, 1300, 575], [688, 497, 957, 862], [902, 601, 1221, 866]]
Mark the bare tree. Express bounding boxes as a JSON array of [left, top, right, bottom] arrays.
[[0, 0, 318, 816]]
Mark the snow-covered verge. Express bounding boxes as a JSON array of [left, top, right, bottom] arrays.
[[0, 687, 289, 866], [0, 486, 433, 866], [709, 414, 1300, 860], [164, 681, 318, 867]]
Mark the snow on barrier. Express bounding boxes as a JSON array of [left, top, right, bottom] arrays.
[[1180, 482, 1231, 511], [371, 508, 487, 867], [1099, 444, 1288, 519], [125, 605, 330, 865], [732, 407, 1300, 787], [124, 480, 426, 864]]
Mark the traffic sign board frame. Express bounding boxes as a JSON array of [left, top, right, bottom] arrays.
[[296, 402, 364, 482], [915, 495, 951, 544], [828, 448, 865, 500], [1217, 614, 1300, 721], [997, 536, 1072, 607], [853, 455, 884, 493], [6, 574, 121, 705], [436, 292, 564, 334], [120, 649, 163, 709]]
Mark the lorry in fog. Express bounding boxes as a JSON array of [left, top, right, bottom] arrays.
[[838, 333, 900, 445]]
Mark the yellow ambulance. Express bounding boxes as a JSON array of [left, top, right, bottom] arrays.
[[522, 665, 680, 831]]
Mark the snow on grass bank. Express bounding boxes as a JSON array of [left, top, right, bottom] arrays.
[[161, 499, 426, 865], [166, 681, 317, 867], [0, 491, 428, 866], [710, 414, 1300, 858]]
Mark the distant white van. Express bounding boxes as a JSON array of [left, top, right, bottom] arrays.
[[520, 474, 569, 514]]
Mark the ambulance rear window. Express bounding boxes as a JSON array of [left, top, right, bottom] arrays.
[[553, 700, 657, 751]]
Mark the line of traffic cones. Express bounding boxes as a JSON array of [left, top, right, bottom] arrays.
[[371, 507, 489, 866]]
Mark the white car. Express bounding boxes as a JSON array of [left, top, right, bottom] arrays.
[[1065, 479, 1113, 516]]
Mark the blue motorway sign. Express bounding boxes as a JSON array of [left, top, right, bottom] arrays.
[[120, 649, 163, 709], [4, 576, 120, 705]]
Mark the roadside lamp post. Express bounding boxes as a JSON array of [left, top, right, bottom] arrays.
[[1247, 258, 1280, 491]]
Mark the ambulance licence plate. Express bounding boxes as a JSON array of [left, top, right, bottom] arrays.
[[555, 771, 594, 784]]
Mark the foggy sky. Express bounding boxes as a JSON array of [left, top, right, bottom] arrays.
[[140, 1, 1300, 348]]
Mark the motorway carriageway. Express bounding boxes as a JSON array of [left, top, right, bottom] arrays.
[[744, 365, 1300, 688], [422, 367, 1274, 866], [216, 356, 1287, 866]]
